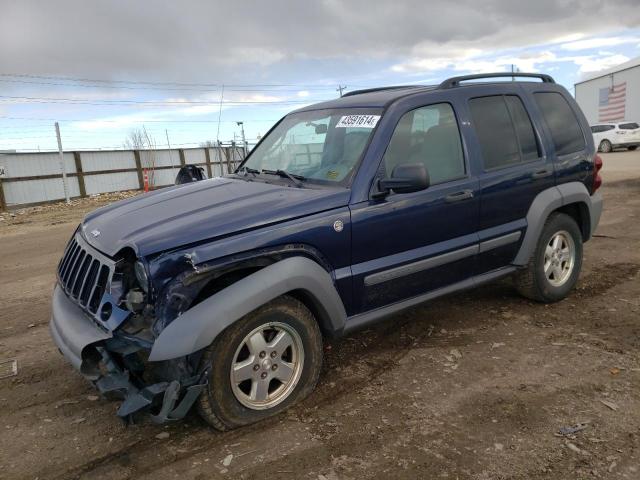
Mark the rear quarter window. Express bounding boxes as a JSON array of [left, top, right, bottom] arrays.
[[534, 92, 585, 156]]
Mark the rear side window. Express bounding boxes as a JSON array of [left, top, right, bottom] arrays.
[[619, 122, 639, 130], [534, 92, 585, 156], [469, 95, 540, 170]]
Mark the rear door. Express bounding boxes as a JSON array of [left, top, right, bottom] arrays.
[[619, 122, 640, 145], [463, 88, 555, 273]]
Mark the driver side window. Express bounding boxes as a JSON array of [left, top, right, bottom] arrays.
[[383, 103, 465, 185]]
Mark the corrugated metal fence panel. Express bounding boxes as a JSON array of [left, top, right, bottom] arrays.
[[204, 148, 227, 176], [4, 177, 81, 206], [81, 151, 136, 172], [149, 168, 176, 187], [84, 172, 140, 195], [183, 148, 206, 165], [140, 149, 179, 168], [211, 161, 224, 177], [0, 147, 247, 209], [1, 152, 76, 177]]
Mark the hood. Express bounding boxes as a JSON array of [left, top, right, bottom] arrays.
[[82, 177, 350, 257]]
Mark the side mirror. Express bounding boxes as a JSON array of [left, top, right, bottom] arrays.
[[378, 163, 430, 195]]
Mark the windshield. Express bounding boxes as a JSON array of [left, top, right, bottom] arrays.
[[240, 108, 382, 185]]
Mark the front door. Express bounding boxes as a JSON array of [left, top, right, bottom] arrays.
[[349, 102, 480, 313]]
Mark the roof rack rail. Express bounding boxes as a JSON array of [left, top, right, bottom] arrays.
[[341, 85, 423, 97], [438, 72, 555, 89]]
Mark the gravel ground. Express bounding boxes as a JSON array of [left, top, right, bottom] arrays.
[[0, 152, 638, 479]]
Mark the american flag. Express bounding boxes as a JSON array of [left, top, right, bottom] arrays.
[[598, 82, 626, 122]]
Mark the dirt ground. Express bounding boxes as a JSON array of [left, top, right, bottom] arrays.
[[1, 152, 639, 480]]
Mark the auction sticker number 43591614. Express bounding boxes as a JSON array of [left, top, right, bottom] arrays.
[[335, 115, 381, 128]]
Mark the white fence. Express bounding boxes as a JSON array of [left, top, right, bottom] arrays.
[[0, 146, 246, 209]]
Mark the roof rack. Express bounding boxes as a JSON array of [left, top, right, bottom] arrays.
[[341, 85, 423, 97], [438, 72, 555, 89]]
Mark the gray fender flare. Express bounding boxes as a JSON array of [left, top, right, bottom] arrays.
[[513, 181, 603, 266], [148, 257, 347, 361]]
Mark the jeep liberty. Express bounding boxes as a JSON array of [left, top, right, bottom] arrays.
[[50, 72, 603, 429]]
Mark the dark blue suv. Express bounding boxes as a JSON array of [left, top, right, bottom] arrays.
[[50, 73, 603, 429]]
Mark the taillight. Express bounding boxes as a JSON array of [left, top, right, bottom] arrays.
[[592, 154, 603, 194]]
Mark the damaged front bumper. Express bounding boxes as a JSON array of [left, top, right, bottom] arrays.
[[50, 284, 206, 423]]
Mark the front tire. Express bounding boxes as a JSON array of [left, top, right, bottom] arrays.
[[599, 139, 612, 153], [515, 213, 583, 303], [196, 295, 322, 430], [628, 146, 637, 151]]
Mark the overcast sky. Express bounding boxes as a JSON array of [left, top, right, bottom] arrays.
[[1, 0, 639, 151]]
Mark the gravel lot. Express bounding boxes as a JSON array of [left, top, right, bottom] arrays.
[[0, 151, 639, 479]]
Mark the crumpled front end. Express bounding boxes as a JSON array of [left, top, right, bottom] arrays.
[[49, 231, 207, 423]]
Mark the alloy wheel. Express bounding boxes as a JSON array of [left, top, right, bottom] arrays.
[[544, 231, 575, 287], [230, 322, 304, 410]]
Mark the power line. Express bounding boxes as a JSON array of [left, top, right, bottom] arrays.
[[0, 95, 321, 106], [0, 115, 279, 123], [0, 73, 356, 89], [0, 78, 340, 93]]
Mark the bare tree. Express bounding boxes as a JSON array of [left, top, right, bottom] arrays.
[[123, 127, 157, 149], [124, 126, 158, 188], [200, 140, 216, 148]]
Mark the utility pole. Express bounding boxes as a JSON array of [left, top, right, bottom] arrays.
[[55, 122, 70, 204], [216, 84, 225, 144], [236, 121, 247, 158], [336, 85, 347, 97], [511, 64, 519, 81], [165, 129, 176, 178]]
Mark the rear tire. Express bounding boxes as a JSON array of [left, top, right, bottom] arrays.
[[515, 213, 583, 303], [628, 146, 638, 151], [599, 139, 612, 153], [196, 295, 322, 430]]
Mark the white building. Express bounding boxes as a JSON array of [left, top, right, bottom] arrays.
[[575, 56, 640, 125]]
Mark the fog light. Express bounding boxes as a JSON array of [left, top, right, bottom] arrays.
[[100, 302, 112, 322]]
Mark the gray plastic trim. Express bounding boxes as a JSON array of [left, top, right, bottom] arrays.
[[346, 266, 516, 334], [513, 182, 602, 265], [49, 284, 112, 373], [479, 231, 522, 253], [149, 257, 347, 361], [364, 245, 478, 287]]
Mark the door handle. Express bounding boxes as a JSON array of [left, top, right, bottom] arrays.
[[531, 168, 552, 179], [445, 189, 474, 203]]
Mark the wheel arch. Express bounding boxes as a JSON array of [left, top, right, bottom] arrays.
[[513, 182, 602, 266], [149, 256, 347, 362]]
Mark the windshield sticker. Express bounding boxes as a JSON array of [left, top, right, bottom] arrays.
[[336, 115, 381, 128]]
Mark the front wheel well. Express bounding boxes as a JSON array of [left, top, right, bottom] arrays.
[[188, 257, 339, 338], [286, 289, 336, 338], [555, 202, 590, 240]]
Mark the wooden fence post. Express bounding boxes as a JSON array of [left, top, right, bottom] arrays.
[[133, 150, 144, 190], [224, 146, 232, 174], [204, 148, 213, 177], [73, 152, 87, 198], [0, 179, 6, 211]]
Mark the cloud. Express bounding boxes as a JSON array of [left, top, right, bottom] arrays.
[[1, 0, 639, 83], [572, 54, 631, 74], [561, 36, 640, 51]]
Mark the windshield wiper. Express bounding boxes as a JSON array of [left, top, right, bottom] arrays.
[[239, 166, 260, 177], [262, 169, 305, 187]]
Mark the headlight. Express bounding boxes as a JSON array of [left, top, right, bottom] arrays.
[[134, 260, 149, 293]]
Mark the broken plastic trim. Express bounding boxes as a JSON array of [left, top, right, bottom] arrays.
[[93, 346, 206, 423]]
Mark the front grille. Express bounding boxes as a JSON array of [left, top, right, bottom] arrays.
[[57, 233, 114, 314]]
